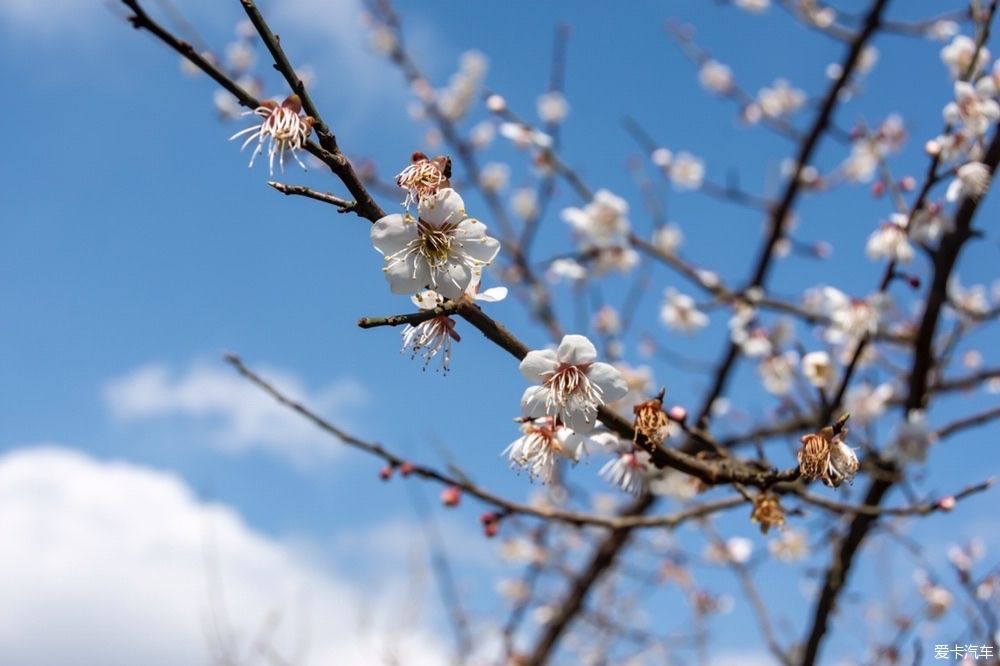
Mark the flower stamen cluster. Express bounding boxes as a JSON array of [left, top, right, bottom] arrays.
[[230, 94, 315, 175]]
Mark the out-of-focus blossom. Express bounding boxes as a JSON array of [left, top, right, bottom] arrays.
[[705, 537, 753, 565], [769, 529, 809, 562], [946, 161, 992, 201], [866, 216, 913, 263], [478, 162, 510, 193], [944, 81, 1000, 138], [941, 35, 990, 79], [844, 382, 894, 424], [758, 352, 798, 395], [669, 152, 705, 190], [802, 351, 835, 390], [757, 79, 806, 117], [660, 288, 709, 333], [537, 91, 569, 124], [653, 223, 684, 254], [562, 190, 631, 249], [888, 410, 936, 464], [699, 60, 733, 93]]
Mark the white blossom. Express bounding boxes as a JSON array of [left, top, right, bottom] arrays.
[[699, 60, 733, 93], [653, 223, 684, 254], [499, 122, 553, 149], [537, 91, 569, 124], [371, 188, 501, 299], [735, 0, 769, 13], [669, 152, 705, 190], [758, 352, 797, 396], [520, 335, 628, 433], [802, 351, 835, 390], [768, 529, 809, 562], [941, 35, 990, 79], [949, 277, 990, 316], [757, 79, 806, 118], [866, 216, 913, 263], [660, 288, 708, 334], [946, 161, 992, 201], [909, 203, 953, 244], [503, 416, 593, 482], [705, 537, 753, 565], [562, 189, 631, 249], [889, 410, 936, 464], [600, 452, 652, 495], [437, 50, 488, 121], [944, 81, 1000, 138], [479, 162, 510, 193], [547, 258, 587, 283], [844, 382, 894, 424]]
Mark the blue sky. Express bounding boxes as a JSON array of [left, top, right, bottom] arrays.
[[2, 0, 999, 664]]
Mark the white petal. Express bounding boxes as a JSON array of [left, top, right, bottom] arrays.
[[556, 334, 597, 366], [520, 350, 558, 382], [455, 220, 501, 264], [418, 188, 465, 227], [521, 385, 551, 418], [476, 286, 508, 303], [385, 255, 430, 295], [371, 214, 416, 255], [562, 406, 598, 433], [587, 362, 629, 402], [433, 262, 472, 299]]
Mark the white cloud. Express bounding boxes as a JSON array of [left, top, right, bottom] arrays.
[[104, 360, 366, 463], [0, 445, 447, 666]]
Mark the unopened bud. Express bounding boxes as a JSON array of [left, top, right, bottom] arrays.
[[668, 405, 688, 423], [441, 485, 461, 507], [379, 465, 393, 481], [938, 496, 956, 511], [399, 461, 414, 477]]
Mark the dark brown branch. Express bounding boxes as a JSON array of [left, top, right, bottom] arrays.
[[268, 181, 356, 212]]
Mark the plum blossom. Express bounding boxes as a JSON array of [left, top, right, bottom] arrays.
[[811, 286, 887, 345], [735, 0, 769, 13], [437, 50, 488, 121], [797, 426, 858, 488], [705, 537, 753, 565], [660, 288, 709, 333], [948, 277, 990, 317], [561, 189, 631, 249], [699, 60, 733, 94], [844, 382, 894, 424], [889, 410, 936, 464], [371, 188, 501, 299], [758, 352, 798, 396], [401, 281, 507, 372], [866, 216, 913, 263], [909, 203, 952, 244], [230, 94, 315, 175], [503, 416, 594, 482], [768, 529, 809, 562], [600, 451, 653, 495], [944, 81, 1000, 138], [537, 91, 569, 124], [499, 122, 553, 149], [757, 79, 806, 118], [396, 153, 450, 208], [653, 223, 684, 254], [940, 35, 990, 79], [669, 152, 705, 190], [520, 335, 628, 433], [802, 351, 835, 389], [946, 161, 992, 202]]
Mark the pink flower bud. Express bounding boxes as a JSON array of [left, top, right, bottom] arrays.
[[379, 465, 393, 481], [441, 485, 461, 507], [938, 496, 956, 512], [399, 462, 414, 477], [668, 406, 688, 423]]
